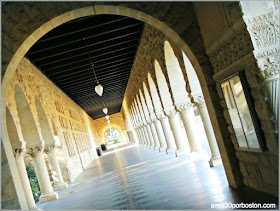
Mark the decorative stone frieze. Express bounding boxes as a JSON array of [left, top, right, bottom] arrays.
[[207, 22, 253, 73], [244, 11, 279, 80], [242, 3, 279, 125]]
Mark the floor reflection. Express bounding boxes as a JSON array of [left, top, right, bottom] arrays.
[[37, 143, 278, 210]]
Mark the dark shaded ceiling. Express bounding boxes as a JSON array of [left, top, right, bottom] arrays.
[[26, 15, 144, 119]]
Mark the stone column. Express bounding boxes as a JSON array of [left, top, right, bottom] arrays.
[[149, 117, 160, 151], [14, 148, 39, 210], [177, 103, 202, 152], [153, 117, 167, 152], [44, 144, 68, 191], [139, 126, 148, 148], [134, 127, 142, 146], [157, 113, 177, 154], [142, 125, 152, 149], [27, 146, 58, 204], [193, 96, 222, 166], [242, 1, 279, 125], [136, 128, 144, 146], [165, 109, 189, 157], [145, 122, 155, 149]]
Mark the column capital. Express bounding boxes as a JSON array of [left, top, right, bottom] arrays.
[[267, 1, 279, 10], [27, 146, 43, 157], [14, 147, 25, 159], [44, 144, 55, 154], [176, 102, 193, 112], [192, 95, 206, 107], [156, 113, 167, 120], [164, 108, 177, 117], [146, 118, 152, 125], [150, 115, 158, 122]]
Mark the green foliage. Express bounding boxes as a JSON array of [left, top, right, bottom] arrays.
[[113, 139, 121, 143], [26, 163, 41, 203]]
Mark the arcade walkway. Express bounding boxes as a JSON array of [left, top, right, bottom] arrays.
[[38, 143, 278, 210]]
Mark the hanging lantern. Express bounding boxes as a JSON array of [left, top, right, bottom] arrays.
[[105, 115, 109, 120], [95, 84, 103, 96], [103, 107, 108, 114]]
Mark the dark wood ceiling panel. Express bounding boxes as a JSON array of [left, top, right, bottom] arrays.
[[26, 15, 144, 119]]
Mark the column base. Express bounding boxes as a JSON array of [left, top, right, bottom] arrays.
[[154, 146, 160, 151], [39, 192, 58, 204], [150, 145, 155, 149], [159, 146, 167, 152], [166, 148, 176, 154], [53, 182, 68, 191], [30, 206, 42, 210], [175, 149, 189, 157], [209, 157, 222, 167]]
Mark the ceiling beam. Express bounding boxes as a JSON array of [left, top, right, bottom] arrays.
[[34, 38, 139, 63], [37, 16, 130, 44], [43, 50, 135, 72]]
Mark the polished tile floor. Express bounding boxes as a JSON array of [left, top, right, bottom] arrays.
[[38, 143, 278, 210]]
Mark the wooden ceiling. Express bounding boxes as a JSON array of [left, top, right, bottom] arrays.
[[26, 14, 144, 119]]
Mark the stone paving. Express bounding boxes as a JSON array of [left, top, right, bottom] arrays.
[[38, 143, 278, 210]]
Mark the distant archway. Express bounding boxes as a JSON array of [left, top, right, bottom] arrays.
[[105, 128, 123, 146]]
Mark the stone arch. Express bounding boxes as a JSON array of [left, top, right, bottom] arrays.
[[142, 82, 156, 117], [147, 72, 164, 115], [164, 41, 190, 105], [182, 51, 203, 97], [6, 106, 25, 154], [154, 60, 174, 111], [1, 5, 244, 206], [34, 95, 55, 145], [14, 84, 41, 147], [139, 89, 150, 120]]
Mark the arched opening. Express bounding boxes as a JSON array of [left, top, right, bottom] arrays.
[[6, 106, 23, 152], [2, 5, 223, 178], [34, 95, 68, 191], [6, 106, 39, 209], [154, 60, 174, 110], [34, 95, 55, 145], [105, 128, 123, 146], [164, 41, 189, 105], [14, 84, 41, 148], [147, 73, 164, 114]]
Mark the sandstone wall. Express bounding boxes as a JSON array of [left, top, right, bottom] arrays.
[[6, 57, 99, 183]]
